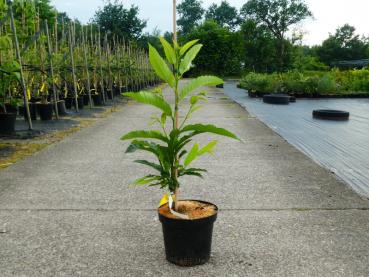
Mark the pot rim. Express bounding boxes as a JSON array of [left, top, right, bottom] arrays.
[[158, 199, 218, 223]]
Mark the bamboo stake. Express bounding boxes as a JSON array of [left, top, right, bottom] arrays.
[[81, 26, 92, 108], [104, 34, 114, 104], [54, 11, 58, 52], [97, 27, 106, 104], [68, 24, 79, 112], [44, 19, 59, 119], [173, 0, 179, 211], [8, 1, 32, 130]]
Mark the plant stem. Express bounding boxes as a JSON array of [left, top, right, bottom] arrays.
[[172, 0, 179, 212]]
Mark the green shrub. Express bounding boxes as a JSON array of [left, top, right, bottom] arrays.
[[240, 72, 281, 93], [240, 68, 369, 96]]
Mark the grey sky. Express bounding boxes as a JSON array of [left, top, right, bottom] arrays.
[[51, 0, 369, 46]]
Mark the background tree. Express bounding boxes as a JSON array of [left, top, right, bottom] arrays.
[[92, 0, 147, 41], [241, 19, 278, 72], [317, 24, 369, 65], [205, 1, 241, 31], [241, 0, 312, 71], [185, 20, 244, 76], [177, 0, 204, 35]]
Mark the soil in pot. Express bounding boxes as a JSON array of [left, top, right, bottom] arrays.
[[0, 113, 17, 134], [158, 200, 218, 267], [37, 103, 53, 121]]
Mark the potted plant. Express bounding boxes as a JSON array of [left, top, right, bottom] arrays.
[[121, 38, 240, 266], [36, 82, 53, 121], [0, 61, 22, 134]]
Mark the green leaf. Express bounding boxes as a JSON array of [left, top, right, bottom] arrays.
[[121, 130, 168, 143], [184, 143, 199, 167], [159, 37, 176, 65], [149, 44, 175, 87], [179, 44, 202, 75], [161, 113, 167, 125], [134, 160, 164, 173], [198, 140, 218, 155], [125, 91, 172, 116], [181, 124, 240, 141], [179, 76, 223, 101], [180, 39, 199, 56], [132, 175, 161, 186]]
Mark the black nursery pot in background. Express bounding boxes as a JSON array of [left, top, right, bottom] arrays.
[[65, 97, 84, 110], [92, 94, 103, 106], [158, 201, 218, 267], [37, 103, 53, 121], [21, 103, 37, 121], [0, 113, 17, 134], [55, 100, 67, 116]]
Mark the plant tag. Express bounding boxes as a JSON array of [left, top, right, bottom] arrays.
[[168, 195, 189, 220]]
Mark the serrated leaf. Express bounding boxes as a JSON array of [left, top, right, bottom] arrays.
[[149, 44, 175, 87], [180, 39, 199, 56], [159, 37, 176, 65], [125, 91, 172, 116], [179, 76, 223, 101], [179, 44, 202, 75]]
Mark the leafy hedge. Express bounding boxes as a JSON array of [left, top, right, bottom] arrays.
[[239, 69, 369, 96]]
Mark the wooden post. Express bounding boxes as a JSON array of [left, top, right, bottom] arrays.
[[8, 1, 32, 130], [173, 0, 179, 211], [54, 11, 58, 52], [173, 0, 177, 43], [81, 26, 93, 108], [44, 20, 59, 119], [104, 35, 114, 104], [68, 24, 79, 112], [97, 27, 106, 104]]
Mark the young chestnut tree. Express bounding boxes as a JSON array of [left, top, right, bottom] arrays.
[[121, 38, 240, 211]]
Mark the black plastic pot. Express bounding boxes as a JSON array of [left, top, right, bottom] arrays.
[[248, 91, 257, 98], [4, 104, 18, 114], [55, 100, 67, 116], [313, 109, 350, 120], [37, 103, 53, 121], [263, 94, 290, 105], [0, 113, 16, 134], [83, 94, 90, 106], [21, 103, 37, 121], [92, 94, 103, 106], [65, 97, 84, 110], [289, 96, 296, 103], [158, 200, 218, 267]]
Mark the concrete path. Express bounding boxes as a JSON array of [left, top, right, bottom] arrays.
[[1, 83, 369, 276]]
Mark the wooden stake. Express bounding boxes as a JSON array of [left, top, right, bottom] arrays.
[[173, 0, 179, 211], [81, 26, 93, 108], [8, 1, 32, 130], [97, 27, 106, 104], [44, 20, 59, 119], [68, 24, 79, 112]]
